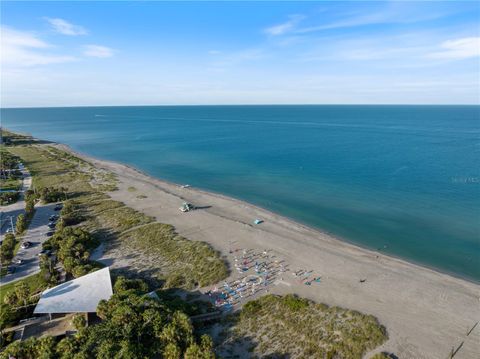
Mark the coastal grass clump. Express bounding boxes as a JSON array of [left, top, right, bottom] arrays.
[[119, 223, 228, 289], [220, 294, 387, 359], [85, 204, 155, 235]]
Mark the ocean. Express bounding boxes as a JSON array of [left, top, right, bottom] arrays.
[[1, 105, 479, 281]]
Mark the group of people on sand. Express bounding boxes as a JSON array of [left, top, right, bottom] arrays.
[[205, 247, 323, 311], [292, 269, 322, 286]]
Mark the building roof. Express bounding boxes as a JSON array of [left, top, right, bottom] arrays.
[[34, 267, 113, 314]]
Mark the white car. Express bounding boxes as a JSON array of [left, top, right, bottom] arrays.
[[13, 259, 23, 265], [6, 228, 13, 234]]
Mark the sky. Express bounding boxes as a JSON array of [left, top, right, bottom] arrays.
[[1, 1, 479, 107]]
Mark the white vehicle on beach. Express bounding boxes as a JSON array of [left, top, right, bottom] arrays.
[[179, 202, 195, 212]]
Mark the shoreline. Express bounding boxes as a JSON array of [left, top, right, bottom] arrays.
[[57, 143, 478, 286]]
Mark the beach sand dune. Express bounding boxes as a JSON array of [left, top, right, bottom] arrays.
[[60, 144, 480, 359]]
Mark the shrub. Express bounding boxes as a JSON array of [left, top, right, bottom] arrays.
[[0, 192, 19, 205], [0, 234, 16, 262], [72, 314, 87, 331], [281, 294, 309, 311], [15, 214, 26, 234], [25, 198, 35, 218], [38, 187, 66, 203], [113, 276, 149, 295]]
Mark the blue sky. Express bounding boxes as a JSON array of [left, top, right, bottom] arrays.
[[1, 1, 479, 107]]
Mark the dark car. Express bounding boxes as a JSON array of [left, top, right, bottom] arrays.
[[49, 215, 59, 221], [54, 203, 63, 211], [6, 266, 16, 275], [46, 231, 55, 237], [21, 241, 32, 249], [38, 249, 51, 256], [48, 223, 56, 229]]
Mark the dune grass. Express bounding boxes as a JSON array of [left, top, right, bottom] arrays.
[[220, 294, 387, 359], [119, 223, 228, 288]]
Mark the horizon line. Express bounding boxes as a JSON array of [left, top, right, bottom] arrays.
[[2, 103, 480, 110]]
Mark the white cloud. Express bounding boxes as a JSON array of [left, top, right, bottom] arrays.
[[1, 26, 76, 67], [264, 14, 304, 36], [45, 18, 87, 36], [83, 44, 114, 58], [272, 3, 454, 36], [428, 37, 480, 60]]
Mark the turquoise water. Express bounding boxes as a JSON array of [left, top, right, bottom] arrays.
[[1, 105, 479, 281]]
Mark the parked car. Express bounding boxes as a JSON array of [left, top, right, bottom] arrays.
[[13, 259, 23, 265], [54, 203, 63, 211], [21, 241, 31, 249], [48, 223, 56, 229], [38, 249, 51, 256], [6, 266, 16, 275], [6, 228, 13, 233], [46, 231, 55, 237], [49, 215, 59, 221]]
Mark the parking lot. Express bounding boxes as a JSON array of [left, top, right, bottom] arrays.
[[0, 203, 60, 285]]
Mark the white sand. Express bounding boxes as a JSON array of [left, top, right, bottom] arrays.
[[61, 145, 480, 359]]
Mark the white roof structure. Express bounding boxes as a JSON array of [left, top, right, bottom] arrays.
[[34, 267, 113, 314]]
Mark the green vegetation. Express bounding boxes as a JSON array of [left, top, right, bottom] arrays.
[[38, 186, 67, 203], [15, 214, 26, 235], [72, 314, 87, 331], [221, 294, 387, 358], [0, 234, 16, 264], [0, 178, 21, 191], [43, 227, 100, 278], [0, 277, 216, 359], [0, 273, 49, 331], [0, 147, 20, 170], [0, 129, 37, 146], [120, 223, 228, 289], [0, 146, 22, 205], [0, 192, 20, 206]]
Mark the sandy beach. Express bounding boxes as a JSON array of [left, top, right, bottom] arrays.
[[58, 144, 480, 359]]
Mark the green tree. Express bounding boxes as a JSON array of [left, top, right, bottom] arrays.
[[163, 343, 181, 359], [15, 213, 26, 234], [72, 314, 87, 331], [0, 233, 16, 263], [25, 198, 35, 218], [14, 281, 30, 310]]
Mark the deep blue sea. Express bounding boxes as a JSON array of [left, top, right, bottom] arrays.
[[1, 105, 479, 281]]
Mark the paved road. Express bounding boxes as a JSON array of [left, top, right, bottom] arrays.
[[0, 168, 32, 235], [0, 203, 58, 286]]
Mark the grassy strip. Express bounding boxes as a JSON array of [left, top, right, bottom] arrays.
[[0, 179, 21, 191], [221, 294, 387, 358], [0, 274, 45, 305], [0, 273, 48, 329]]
